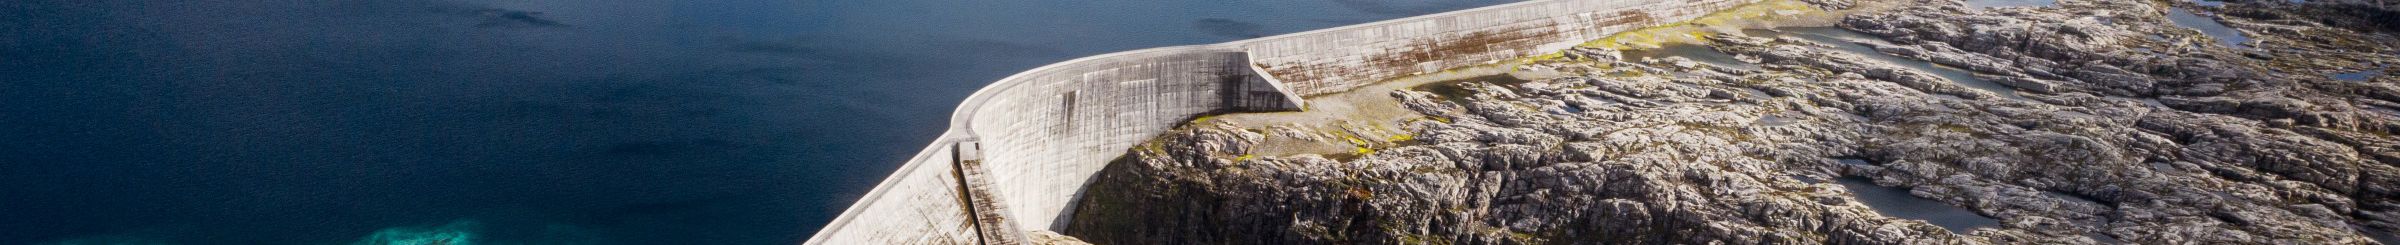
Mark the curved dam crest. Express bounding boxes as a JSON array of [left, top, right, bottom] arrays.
[[809, 0, 1756, 243]]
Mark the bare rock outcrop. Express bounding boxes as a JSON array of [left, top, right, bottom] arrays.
[[1065, 0, 2400, 244]]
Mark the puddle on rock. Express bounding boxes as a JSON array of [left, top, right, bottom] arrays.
[[1759, 27, 2031, 101], [2192, 0, 2227, 6], [1967, 0, 2058, 8], [2166, 8, 2250, 48], [2332, 70, 2382, 81], [1836, 177, 2003, 233]]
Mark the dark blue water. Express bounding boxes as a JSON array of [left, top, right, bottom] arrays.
[[1835, 177, 2002, 233], [0, 0, 1504, 244]]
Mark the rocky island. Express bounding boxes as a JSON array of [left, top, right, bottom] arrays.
[[1060, 0, 2400, 244]]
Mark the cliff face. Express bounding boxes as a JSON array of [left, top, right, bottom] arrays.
[[1066, 0, 2400, 244]]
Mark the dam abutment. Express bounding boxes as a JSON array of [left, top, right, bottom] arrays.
[[808, 0, 1757, 243]]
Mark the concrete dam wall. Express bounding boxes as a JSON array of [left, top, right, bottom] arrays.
[[807, 0, 1753, 244]]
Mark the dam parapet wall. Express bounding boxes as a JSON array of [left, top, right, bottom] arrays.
[[960, 47, 1300, 231], [808, 0, 1755, 244], [1242, 0, 1749, 95]]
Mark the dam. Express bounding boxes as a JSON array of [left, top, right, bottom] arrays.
[[806, 0, 1756, 243]]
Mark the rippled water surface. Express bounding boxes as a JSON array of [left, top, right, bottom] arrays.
[[0, 0, 1508, 244]]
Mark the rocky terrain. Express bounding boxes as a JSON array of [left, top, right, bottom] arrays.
[[1061, 0, 2400, 244]]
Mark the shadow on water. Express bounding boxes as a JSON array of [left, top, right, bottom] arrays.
[[1755, 27, 2030, 101], [2167, 8, 2251, 48], [1835, 177, 2002, 233]]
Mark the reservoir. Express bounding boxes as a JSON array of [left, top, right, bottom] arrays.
[[0, 0, 1507, 244]]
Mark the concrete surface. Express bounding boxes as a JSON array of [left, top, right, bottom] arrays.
[[807, 0, 1757, 244]]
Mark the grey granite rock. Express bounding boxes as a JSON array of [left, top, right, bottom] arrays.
[[1064, 0, 2400, 244]]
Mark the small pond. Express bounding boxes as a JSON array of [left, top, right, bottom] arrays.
[[2166, 8, 2251, 48], [1836, 177, 2003, 233], [2331, 70, 2381, 81]]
